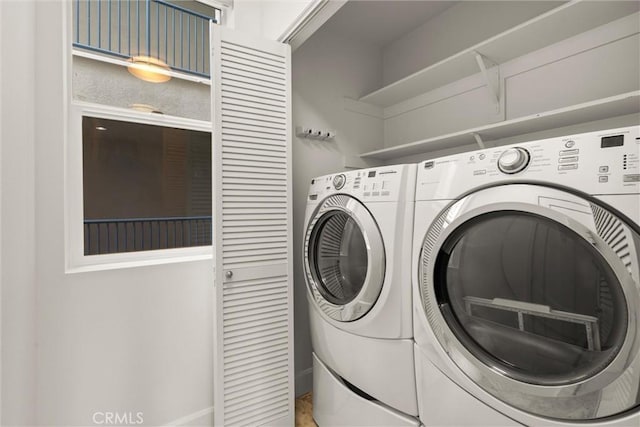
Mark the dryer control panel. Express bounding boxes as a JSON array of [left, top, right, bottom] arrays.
[[307, 164, 417, 203], [416, 126, 640, 201]]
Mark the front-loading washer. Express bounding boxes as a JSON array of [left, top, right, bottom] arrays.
[[412, 125, 640, 426], [304, 164, 419, 423]]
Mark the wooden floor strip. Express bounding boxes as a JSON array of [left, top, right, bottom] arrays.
[[295, 392, 316, 427]]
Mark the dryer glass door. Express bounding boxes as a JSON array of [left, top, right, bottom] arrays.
[[436, 211, 626, 385], [419, 184, 640, 420], [305, 195, 385, 322], [311, 211, 368, 305]]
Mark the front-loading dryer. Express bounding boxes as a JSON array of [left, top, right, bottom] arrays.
[[412, 125, 640, 426], [304, 164, 419, 424]]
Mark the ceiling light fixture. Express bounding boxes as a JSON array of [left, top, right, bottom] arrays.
[[127, 56, 171, 83]]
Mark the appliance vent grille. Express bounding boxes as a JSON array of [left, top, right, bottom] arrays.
[[591, 203, 633, 274]]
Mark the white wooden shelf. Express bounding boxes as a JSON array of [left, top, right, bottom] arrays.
[[360, 91, 640, 160], [359, 0, 640, 108]]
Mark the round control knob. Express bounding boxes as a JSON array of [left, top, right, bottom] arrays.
[[498, 147, 530, 174], [332, 174, 346, 190]]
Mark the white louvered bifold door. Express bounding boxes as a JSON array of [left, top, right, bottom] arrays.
[[211, 24, 293, 427]]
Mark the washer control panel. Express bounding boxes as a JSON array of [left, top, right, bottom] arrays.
[[417, 126, 640, 200], [307, 164, 416, 203]]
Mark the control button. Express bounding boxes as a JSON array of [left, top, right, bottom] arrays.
[[479, 154, 486, 160], [473, 170, 487, 175], [372, 192, 380, 196], [599, 166, 609, 173], [623, 174, 640, 182], [382, 181, 389, 190], [599, 176, 608, 183], [332, 174, 346, 190], [560, 149, 579, 156], [309, 194, 318, 200], [558, 156, 578, 163], [363, 192, 371, 197], [381, 191, 390, 196], [564, 140, 575, 148], [469, 155, 475, 161], [498, 147, 530, 174], [558, 164, 578, 171]]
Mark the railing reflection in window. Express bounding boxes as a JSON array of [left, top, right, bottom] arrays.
[[84, 215, 212, 255], [73, 0, 219, 78]]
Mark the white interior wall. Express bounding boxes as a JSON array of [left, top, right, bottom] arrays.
[[291, 28, 383, 396], [382, 1, 563, 86], [505, 34, 639, 119], [0, 1, 37, 425], [230, 0, 316, 41], [261, 0, 315, 41], [228, 0, 263, 37], [33, 2, 214, 426]]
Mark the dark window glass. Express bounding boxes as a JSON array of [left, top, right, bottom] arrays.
[[435, 212, 627, 385], [82, 116, 211, 255], [310, 212, 368, 305]]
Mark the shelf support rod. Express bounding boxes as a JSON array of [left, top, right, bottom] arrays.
[[474, 52, 500, 106], [472, 132, 485, 149]]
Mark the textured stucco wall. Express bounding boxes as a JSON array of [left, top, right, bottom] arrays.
[[73, 56, 210, 121]]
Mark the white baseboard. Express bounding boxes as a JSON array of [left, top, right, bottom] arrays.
[[296, 367, 313, 397], [162, 406, 214, 426], [160, 369, 310, 426]]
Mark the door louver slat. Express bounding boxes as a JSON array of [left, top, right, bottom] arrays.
[[222, 65, 286, 88], [221, 82, 287, 101], [221, 42, 285, 64], [222, 103, 288, 120], [222, 92, 287, 111], [224, 376, 289, 404], [224, 382, 289, 410], [220, 51, 286, 73], [224, 342, 288, 367], [222, 336, 288, 358]]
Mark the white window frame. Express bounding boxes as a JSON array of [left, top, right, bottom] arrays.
[[66, 101, 213, 273]]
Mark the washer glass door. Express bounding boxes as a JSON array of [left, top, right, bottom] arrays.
[[305, 194, 385, 322], [419, 184, 640, 420], [311, 211, 368, 305]]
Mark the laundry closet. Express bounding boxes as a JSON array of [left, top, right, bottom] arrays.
[[2, 0, 639, 425], [289, 0, 640, 424]]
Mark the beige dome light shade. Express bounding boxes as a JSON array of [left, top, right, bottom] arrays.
[[127, 56, 172, 83]]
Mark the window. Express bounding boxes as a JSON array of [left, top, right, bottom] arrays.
[[68, 103, 212, 270], [83, 116, 211, 255]]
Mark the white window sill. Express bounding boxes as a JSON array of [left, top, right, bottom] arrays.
[[66, 247, 213, 274]]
